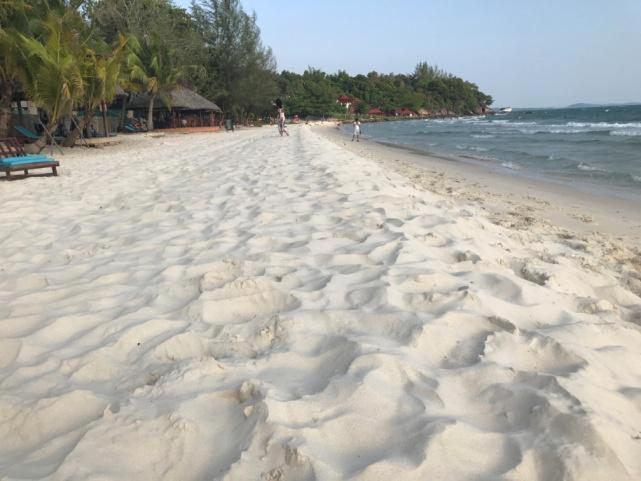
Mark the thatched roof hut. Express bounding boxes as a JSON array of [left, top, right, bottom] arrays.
[[125, 86, 222, 129], [127, 87, 221, 113]]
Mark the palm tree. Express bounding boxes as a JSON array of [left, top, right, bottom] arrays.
[[14, 10, 84, 151], [126, 35, 183, 131], [98, 37, 129, 134], [0, 29, 21, 137], [63, 34, 128, 146], [0, 0, 32, 137]]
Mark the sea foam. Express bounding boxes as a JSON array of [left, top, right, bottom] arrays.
[[577, 163, 606, 172], [610, 130, 641, 136]]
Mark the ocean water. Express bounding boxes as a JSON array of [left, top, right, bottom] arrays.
[[346, 105, 641, 198]]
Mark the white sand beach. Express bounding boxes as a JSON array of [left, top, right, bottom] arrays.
[[1, 125, 640, 480]]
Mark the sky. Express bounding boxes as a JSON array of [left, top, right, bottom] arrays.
[[175, 0, 641, 108]]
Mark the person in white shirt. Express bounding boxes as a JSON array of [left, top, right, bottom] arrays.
[[352, 118, 361, 142], [277, 107, 289, 136]]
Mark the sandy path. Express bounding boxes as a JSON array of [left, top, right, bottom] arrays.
[[0, 126, 640, 480]]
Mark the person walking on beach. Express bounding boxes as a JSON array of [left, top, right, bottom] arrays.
[[277, 107, 289, 136], [352, 118, 361, 142], [275, 98, 289, 137]]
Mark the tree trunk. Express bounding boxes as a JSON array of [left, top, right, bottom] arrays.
[[119, 95, 128, 130], [62, 109, 91, 147], [101, 101, 109, 136], [16, 96, 24, 126], [0, 81, 13, 138], [62, 120, 80, 147], [147, 94, 156, 131]]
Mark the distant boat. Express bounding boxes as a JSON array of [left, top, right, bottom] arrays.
[[500, 107, 513, 113]]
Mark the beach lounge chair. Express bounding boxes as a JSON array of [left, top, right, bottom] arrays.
[[123, 121, 146, 133], [122, 117, 148, 133], [13, 125, 41, 143], [0, 137, 59, 179], [13, 125, 65, 144]]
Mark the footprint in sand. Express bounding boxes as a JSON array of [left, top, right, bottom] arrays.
[[187, 256, 301, 326], [483, 329, 586, 376], [510, 259, 551, 286]]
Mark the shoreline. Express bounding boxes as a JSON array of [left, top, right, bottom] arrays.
[[371, 135, 641, 204], [333, 112, 488, 124], [315, 123, 641, 246]]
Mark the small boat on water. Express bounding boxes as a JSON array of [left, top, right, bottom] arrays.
[[500, 107, 513, 113]]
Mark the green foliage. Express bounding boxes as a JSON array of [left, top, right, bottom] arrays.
[[4, 0, 493, 135], [282, 63, 493, 118], [0, 26, 21, 86], [190, 0, 277, 119], [126, 34, 185, 129], [81, 35, 128, 112], [87, 0, 197, 49], [278, 68, 341, 118], [14, 9, 86, 128], [87, 0, 277, 119], [127, 35, 182, 103], [0, 1, 50, 136]]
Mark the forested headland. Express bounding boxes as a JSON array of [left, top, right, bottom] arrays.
[[0, 0, 493, 143], [278, 65, 493, 119]]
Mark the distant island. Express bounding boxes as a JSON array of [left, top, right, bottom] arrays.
[[567, 102, 641, 108]]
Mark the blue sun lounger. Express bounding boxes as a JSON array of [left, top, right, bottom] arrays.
[[123, 123, 146, 133], [13, 125, 40, 141], [14, 125, 65, 144], [0, 137, 59, 179]]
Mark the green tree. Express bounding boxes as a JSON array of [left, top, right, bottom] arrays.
[[87, 0, 196, 48], [14, 9, 85, 151], [63, 34, 128, 145], [89, 0, 206, 100], [277, 68, 340, 118], [126, 34, 184, 130], [0, 0, 34, 137], [0, 28, 21, 137], [293, 62, 493, 117], [191, 0, 277, 120]]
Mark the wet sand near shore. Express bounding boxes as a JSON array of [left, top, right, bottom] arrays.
[[316, 123, 641, 246]]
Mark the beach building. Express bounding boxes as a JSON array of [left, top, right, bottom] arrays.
[[10, 85, 207, 139], [126, 87, 222, 129], [336, 95, 354, 115], [393, 108, 417, 117], [368, 107, 384, 116], [337, 95, 352, 106]]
